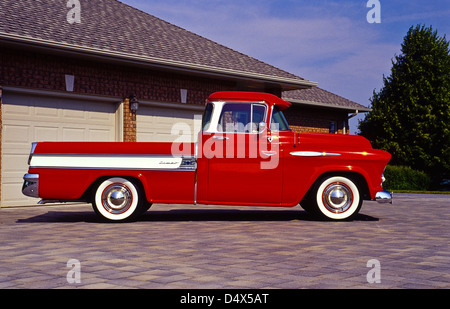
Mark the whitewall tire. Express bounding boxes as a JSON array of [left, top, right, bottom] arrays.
[[93, 177, 142, 222], [314, 176, 362, 220]]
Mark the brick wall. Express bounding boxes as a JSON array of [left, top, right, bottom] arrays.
[[122, 98, 137, 142], [0, 47, 237, 106]]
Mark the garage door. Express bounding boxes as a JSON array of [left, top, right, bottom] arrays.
[[137, 105, 202, 142], [1, 92, 118, 207]]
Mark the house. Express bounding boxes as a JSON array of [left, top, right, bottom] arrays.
[[0, 0, 368, 207]]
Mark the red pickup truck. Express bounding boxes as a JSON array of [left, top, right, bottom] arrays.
[[22, 91, 392, 222]]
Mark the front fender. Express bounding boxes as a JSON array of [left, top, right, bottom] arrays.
[[282, 150, 390, 205]]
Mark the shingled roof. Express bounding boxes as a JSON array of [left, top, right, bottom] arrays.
[[0, 0, 316, 89], [283, 87, 371, 112]]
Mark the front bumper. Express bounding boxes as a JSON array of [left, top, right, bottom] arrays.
[[22, 174, 39, 198], [375, 190, 393, 204]]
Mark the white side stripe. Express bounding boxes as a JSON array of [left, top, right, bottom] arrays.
[[30, 155, 183, 170]]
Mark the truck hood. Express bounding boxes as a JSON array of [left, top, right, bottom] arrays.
[[298, 133, 374, 152]]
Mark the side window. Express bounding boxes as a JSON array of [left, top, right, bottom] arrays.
[[218, 103, 267, 133]]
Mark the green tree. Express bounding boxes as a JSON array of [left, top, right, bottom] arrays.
[[359, 25, 450, 186]]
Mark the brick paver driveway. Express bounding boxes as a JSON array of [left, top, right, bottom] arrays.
[[0, 193, 449, 289]]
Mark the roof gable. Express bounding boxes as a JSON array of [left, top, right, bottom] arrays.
[[283, 87, 371, 112]]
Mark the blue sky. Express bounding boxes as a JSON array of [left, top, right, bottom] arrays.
[[121, 0, 449, 133]]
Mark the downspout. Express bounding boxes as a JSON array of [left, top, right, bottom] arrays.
[[344, 110, 359, 135], [348, 110, 359, 119]]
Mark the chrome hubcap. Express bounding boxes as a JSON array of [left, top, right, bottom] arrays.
[[109, 190, 126, 207], [102, 184, 132, 214], [323, 183, 353, 213]]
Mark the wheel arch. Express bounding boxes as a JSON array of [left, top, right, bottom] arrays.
[[302, 170, 371, 203], [82, 175, 149, 203]]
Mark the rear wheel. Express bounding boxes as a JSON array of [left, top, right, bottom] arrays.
[[92, 177, 147, 222], [303, 176, 362, 220]]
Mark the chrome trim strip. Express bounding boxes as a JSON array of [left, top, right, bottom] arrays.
[[29, 154, 198, 171], [261, 150, 277, 157], [290, 151, 341, 157], [28, 142, 38, 165], [29, 166, 196, 172], [31, 153, 195, 158]]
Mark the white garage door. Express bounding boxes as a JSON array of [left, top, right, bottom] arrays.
[[1, 92, 118, 207], [137, 105, 202, 142]]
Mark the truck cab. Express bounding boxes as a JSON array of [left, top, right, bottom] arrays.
[[196, 92, 292, 206]]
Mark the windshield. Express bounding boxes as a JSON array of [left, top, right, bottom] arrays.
[[270, 106, 290, 131]]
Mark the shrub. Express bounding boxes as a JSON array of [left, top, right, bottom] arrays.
[[383, 165, 431, 191]]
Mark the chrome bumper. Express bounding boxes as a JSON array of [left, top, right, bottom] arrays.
[[22, 174, 39, 198], [375, 190, 393, 204]]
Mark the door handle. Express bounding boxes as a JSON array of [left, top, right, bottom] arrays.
[[268, 135, 278, 143], [261, 150, 277, 157], [213, 136, 229, 140]]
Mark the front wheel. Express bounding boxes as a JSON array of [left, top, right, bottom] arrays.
[[308, 176, 362, 220], [92, 177, 146, 222]]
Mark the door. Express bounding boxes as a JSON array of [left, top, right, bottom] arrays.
[[1, 92, 117, 207], [137, 105, 202, 142], [202, 102, 283, 205]]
